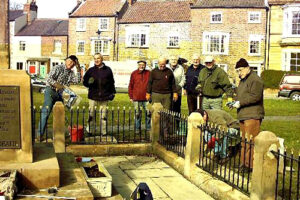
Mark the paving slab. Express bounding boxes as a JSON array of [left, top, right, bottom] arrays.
[[152, 177, 214, 200]]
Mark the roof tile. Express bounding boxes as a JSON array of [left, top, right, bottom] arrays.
[[70, 0, 124, 17], [16, 19, 68, 36], [9, 10, 24, 21], [119, 1, 191, 23], [193, 0, 266, 8]]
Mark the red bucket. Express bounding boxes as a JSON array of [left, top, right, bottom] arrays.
[[69, 125, 84, 142]]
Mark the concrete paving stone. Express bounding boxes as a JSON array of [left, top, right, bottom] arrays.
[[114, 182, 137, 200], [111, 172, 135, 187], [125, 156, 156, 164], [152, 177, 214, 200], [119, 161, 137, 170], [132, 178, 169, 199], [135, 160, 170, 169], [94, 156, 128, 164], [124, 168, 162, 179]]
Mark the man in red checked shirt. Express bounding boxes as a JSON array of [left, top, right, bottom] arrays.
[[128, 60, 151, 132]]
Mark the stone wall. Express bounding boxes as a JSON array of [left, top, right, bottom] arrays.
[[0, 0, 9, 69]]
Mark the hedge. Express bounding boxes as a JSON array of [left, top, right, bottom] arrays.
[[261, 70, 300, 89]]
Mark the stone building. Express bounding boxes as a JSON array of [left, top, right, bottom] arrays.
[[267, 0, 300, 72], [117, 0, 192, 67], [68, 0, 127, 67], [191, 0, 268, 78], [12, 19, 68, 77]]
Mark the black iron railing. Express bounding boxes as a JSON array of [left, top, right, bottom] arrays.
[[67, 106, 151, 144], [32, 106, 151, 144], [197, 123, 253, 195], [272, 150, 300, 200], [159, 110, 188, 158]]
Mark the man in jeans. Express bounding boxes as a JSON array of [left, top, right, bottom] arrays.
[[229, 58, 264, 171], [83, 53, 116, 135], [38, 55, 80, 140], [128, 60, 151, 133], [196, 56, 232, 110]]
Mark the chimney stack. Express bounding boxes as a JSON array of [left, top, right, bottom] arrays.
[[128, 0, 135, 6], [23, 0, 37, 25]]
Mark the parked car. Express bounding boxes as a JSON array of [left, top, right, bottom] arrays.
[[278, 74, 300, 101], [31, 75, 46, 93]]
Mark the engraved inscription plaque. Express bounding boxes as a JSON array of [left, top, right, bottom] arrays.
[[0, 86, 21, 149]]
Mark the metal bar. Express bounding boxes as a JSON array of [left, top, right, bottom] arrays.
[[129, 108, 131, 142], [122, 107, 125, 142], [282, 151, 287, 199], [241, 138, 247, 190], [45, 107, 49, 142], [70, 108, 73, 143], [297, 154, 300, 200], [117, 107, 120, 143], [288, 152, 293, 200], [111, 108, 114, 143], [275, 148, 280, 200], [246, 140, 252, 192]]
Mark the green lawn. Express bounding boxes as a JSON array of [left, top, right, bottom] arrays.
[[33, 92, 300, 152]]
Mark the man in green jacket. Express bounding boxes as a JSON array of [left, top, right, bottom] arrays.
[[196, 56, 232, 110], [229, 58, 264, 170]]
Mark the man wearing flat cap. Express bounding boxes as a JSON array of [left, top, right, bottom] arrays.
[[38, 55, 81, 140], [230, 58, 264, 171], [196, 55, 232, 110], [128, 60, 151, 132]]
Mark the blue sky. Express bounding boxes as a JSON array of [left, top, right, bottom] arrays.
[[10, 0, 78, 19]]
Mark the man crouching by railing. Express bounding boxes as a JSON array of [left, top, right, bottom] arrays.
[[83, 53, 116, 135], [196, 109, 240, 164]]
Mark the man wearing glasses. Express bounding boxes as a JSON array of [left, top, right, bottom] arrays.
[[230, 58, 264, 171], [196, 56, 232, 110]]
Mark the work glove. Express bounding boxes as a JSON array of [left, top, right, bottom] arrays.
[[173, 93, 178, 102], [227, 101, 240, 109], [88, 77, 95, 85], [146, 93, 151, 101], [53, 82, 64, 91]]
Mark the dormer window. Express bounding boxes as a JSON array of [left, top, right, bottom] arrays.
[[210, 12, 222, 23]]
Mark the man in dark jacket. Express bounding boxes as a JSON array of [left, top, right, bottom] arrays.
[[83, 53, 116, 135], [184, 54, 205, 114], [196, 56, 232, 110], [230, 58, 264, 170], [128, 60, 151, 132], [146, 57, 178, 109]]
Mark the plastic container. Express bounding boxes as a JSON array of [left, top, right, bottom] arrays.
[[69, 125, 84, 142]]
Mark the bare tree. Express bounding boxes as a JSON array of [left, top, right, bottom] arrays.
[[10, 1, 23, 10]]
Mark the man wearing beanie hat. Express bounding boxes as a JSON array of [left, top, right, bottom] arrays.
[[38, 55, 81, 140], [230, 58, 264, 171]]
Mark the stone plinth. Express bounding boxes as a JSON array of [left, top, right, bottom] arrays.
[[0, 70, 32, 163], [0, 143, 60, 189]]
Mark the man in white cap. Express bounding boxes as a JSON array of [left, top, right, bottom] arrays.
[[196, 56, 232, 110]]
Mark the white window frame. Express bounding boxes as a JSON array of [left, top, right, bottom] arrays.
[[53, 40, 62, 54], [248, 63, 262, 76], [19, 41, 26, 51], [76, 40, 85, 55], [248, 35, 263, 56], [282, 49, 300, 72], [283, 5, 300, 37], [91, 40, 110, 55], [125, 25, 150, 48], [216, 64, 228, 72], [167, 34, 180, 48], [202, 31, 230, 55], [99, 18, 109, 31], [76, 18, 86, 32], [248, 11, 261, 23], [210, 12, 222, 24]]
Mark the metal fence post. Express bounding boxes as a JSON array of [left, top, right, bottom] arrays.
[[250, 131, 279, 200], [53, 101, 65, 153], [150, 103, 163, 145], [184, 112, 204, 178]]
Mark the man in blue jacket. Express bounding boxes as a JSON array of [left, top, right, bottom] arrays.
[[83, 53, 116, 135], [184, 54, 205, 114]]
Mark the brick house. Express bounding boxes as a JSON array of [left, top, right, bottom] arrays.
[[13, 19, 68, 78], [267, 0, 300, 72], [68, 0, 126, 67], [191, 0, 268, 78], [117, 1, 192, 66]]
